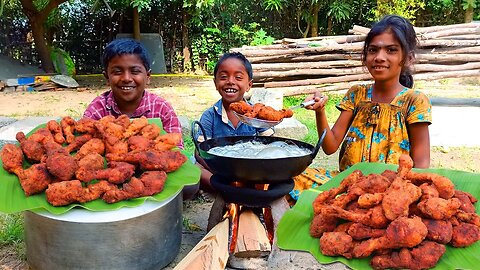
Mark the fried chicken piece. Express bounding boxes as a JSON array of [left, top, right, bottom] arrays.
[[229, 101, 253, 115], [27, 128, 55, 144], [45, 180, 83, 206], [77, 180, 116, 203], [17, 163, 54, 196], [380, 169, 397, 182], [153, 132, 183, 151], [313, 170, 363, 215], [347, 223, 386, 240], [455, 211, 480, 227], [74, 138, 105, 160], [256, 105, 293, 121], [310, 214, 338, 238], [358, 193, 384, 208], [320, 232, 355, 259], [96, 120, 125, 145], [78, 153, 105, 170], [114, 114, 131, 129], [45, 179, 115, 206], [349, 173, 391, 196], [122, 150, 187, 172], [44, 143, 78, 181], [352, 216, 428, 258], [422, 219, 453, 244], [397, 154, 413, 178], [370, 241, 446, 270], [104, 140, 129, 162], [450, 222, 480, 247], [417, 197, 461, 220], [419, 183, 439, 200], [124, 116, 148, 138], [128, 136, 152, 152], [454, 190, 477, 213], [64, 134, 93, 153], [47, 120, 65, 144], [15, 132, 45, 163], [102, 171, 167, 203], [382, 176, 422, 221], [1, 144, 24, 173], [140, 123, 161, 140], [321, 204, 389, 229], [244, 103, 263, 118], [60, 116, 76, 144], [75, 118, 97, 135], [334, 222, 353, 233], [406, 171, 455, 199], [76, 161, 135, 184]]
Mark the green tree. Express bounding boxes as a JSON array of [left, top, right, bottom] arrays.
[[375, 0, 425, 20], [19, 0, 68, 72]]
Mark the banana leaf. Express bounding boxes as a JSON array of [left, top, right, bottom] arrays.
[[277, 162, 480, 270], [0, 119, 200, 215]]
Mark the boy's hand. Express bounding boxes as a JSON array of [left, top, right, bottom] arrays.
[[305, 92, 328, 112]]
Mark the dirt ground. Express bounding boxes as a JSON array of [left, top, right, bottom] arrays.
[[0, 76, 479, 269]]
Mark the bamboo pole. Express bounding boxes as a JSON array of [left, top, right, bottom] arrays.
[[264, 73, 371, 88], [248, 53, 362, 64], [252, 60, 362, 71]]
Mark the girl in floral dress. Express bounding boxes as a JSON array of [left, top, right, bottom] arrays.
[[289, 15, 432, 201]]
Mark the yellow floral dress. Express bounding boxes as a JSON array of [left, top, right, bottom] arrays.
[[289, 84, 432, 201]]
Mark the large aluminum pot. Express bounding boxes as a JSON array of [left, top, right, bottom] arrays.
[[24, 190, 182, 270], [192, 121, 326, 183]]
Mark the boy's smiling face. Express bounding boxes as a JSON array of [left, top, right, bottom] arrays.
[[104, 54, 151, 113], [214, 58, 252, 106]]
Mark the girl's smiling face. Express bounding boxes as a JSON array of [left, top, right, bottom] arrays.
[[365, 30, 407, 84], [214, 58, 252, 106]]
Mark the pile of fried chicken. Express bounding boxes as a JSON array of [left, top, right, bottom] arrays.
[[230, 101, 294, 122], [0, 115, 187, 206], [310, 154, 480, 270]]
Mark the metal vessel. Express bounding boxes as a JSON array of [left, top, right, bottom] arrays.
[[24, 191, 182, 270]]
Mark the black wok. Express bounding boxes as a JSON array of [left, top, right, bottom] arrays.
[[192, 121, 326, 183]]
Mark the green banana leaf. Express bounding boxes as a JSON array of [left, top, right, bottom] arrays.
[[277, 162, 480, 270], [0, 119, 200, 215]]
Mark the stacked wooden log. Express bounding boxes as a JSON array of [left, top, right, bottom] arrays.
[[231, 23, 480, 96]]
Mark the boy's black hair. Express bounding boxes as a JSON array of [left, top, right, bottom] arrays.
[[214, 52, 253, 80], [102, 38, 151, 71], [362, 15, 417, 88]]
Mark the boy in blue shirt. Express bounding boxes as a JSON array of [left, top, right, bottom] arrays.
[[195, 52, 273, 192]]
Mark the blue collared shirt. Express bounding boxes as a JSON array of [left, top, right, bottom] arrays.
[[197, 99, 273, 140]]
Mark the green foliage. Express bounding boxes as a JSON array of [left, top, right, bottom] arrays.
[[283, 93, 343, 145], [263, 0, 287, 12], [0, 213, 24, 246], [191, 23, 274, 74], [375, 0, 426, 20], [327, 1, 352, 23], [50, 46, 76, 76], [131, 0, 151, 12], [462, 0, 477, 9]]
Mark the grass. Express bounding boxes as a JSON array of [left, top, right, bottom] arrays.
[[0, 213, 25, 259], [283, 93, 342, 146]]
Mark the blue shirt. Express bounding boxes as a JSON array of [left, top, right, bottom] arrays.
[[197, 99, 273, 140]]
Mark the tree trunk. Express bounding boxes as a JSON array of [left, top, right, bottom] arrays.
[[310, 3, 321, 37], [465, 5, 474, 23], [327, 16, 332, 36], [133, 7, 140, 40], [181, 9, 191, 72], [30, 20, 54, 72], [20, 0, 67, 73]]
